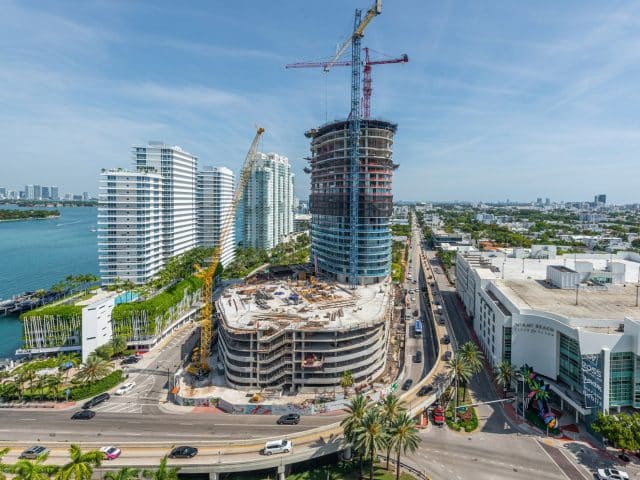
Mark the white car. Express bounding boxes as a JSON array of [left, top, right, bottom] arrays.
[[263, 439, 292, 455], [597, 468, 629, 480], [115, 382, 136, 396]]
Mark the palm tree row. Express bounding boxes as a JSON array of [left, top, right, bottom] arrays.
[[341, 393, 421, 480], [0, 447, 178, 480], [448, 341, 485, 418]]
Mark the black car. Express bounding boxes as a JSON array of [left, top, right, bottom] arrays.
[[401, 379, 413, 391], [417, 385, 433, 397], [71, 410, 95, 420], [169, 446, 198, 459], [82, 392, 110, 409], [121, 355, 141, 365], [413, 310, 419, 317], [438, 316, 445, 325], [413, 351, 422, 363], [443, 351, 452, 361], [277, 413, 301, 425], [443, 335, 451, 345], [619, 452, 631, 463]]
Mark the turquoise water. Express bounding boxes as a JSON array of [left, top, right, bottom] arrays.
[[0, 206, 98, 358]]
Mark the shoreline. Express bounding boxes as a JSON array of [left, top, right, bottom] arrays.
[[0, 215, 61, 223]]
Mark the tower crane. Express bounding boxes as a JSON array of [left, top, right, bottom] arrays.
[[285, 47, 408, 119], [190, 127, 265, 377]]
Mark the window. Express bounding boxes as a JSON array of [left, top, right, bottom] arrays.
[[559, 333, 582, 392], [610, 352, 634, 407]]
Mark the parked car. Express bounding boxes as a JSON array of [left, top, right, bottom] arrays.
[[115, 382, 136, 396], [121, 355, 140, 365], [443, 335, 451, 345], [413, 310, 419, 317], [413, 351, 422, 363], [19, 446, 49, 459], [169, 446, 198, 459], [82, 393, 110, 409], [443, 351, 452, 361], [263, 440, 292, 455], [433, 405, 445, 426], [277, 413, 300, 425], [618, 452, 631, 463], [417, 385, 433, 397], [401, 379, 413, 391], [438, 316, 445, 325], [71, 410, 95, 420], [597, 468, 629, 480], [99, 446, 121, 460]]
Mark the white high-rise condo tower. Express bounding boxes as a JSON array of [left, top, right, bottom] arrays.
[[197, 166, 236, 267], [134, 142, 198, 258], [240, 152, 294, 250], [98, 169, 164, 284]]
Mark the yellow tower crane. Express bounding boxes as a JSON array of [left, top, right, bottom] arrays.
[[191, 127, 265, 377]]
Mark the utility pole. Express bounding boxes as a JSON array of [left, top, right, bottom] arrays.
[[575, 283, 579, 306]]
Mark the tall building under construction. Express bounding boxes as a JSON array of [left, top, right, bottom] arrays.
[[307, 119, 397, 285]]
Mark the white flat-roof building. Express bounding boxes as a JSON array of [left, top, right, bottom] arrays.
[[197, 166, 236, 267], [456, 250, 640, 422], [98, 169, 164, 284]]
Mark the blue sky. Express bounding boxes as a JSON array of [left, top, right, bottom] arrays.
[[1, 0, 640, 203]]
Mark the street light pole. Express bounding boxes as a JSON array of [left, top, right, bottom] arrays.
[[575, 283, 579, 306]]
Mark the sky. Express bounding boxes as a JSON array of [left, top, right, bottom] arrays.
[[1, 0, 640, 203]]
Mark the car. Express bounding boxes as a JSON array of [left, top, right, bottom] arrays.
[[596, 468, 629, 480], [443, 335, 451, 345], [438, 316, 445, 325], [277, 413, 300, 425], [618, 452, 631, 463], [433, 405, 445, 426], [121, 355, 140, 365], [401, 379, 413, 391], [413, 310, 419, 317], [99, 446, 121, 460], [71, 410, 95, 420], [443, 351, 452, 361], [413, 351, 422, 363], [19, 446, 49, 459], [263, 439, 292, 455], [417, 385, 433, 397], [82, 392, 110, 409], [115, 382, 136, 396], [169, 446, 198, 459]]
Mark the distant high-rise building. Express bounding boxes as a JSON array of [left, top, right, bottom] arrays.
[[307, 119, 396, 285], [0, 187, 6, 199], [50, 186, 59, 200], [8, 190, 17, 199], [82, 192, 89, 201], [33, 185, 41, 200], [197, 166, 236, 267], [240, 152, 294, 251], [545, 197, 550, 206], [25, 185, 34, 200], [64, 193, 73, 200], [98, 170, 164, 284], [134, 142, 198, 258], [41, 186, 50, 200], [536, 197, 543, 206], [595, 194, 607, 206]]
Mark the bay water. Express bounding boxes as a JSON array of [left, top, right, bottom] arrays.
[[0, 206, 98, 358]]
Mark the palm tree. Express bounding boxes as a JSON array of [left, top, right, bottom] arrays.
[[12, 452, 52, 480], [45, 374, 63, 401], [0, 381, 19, 402], [54, 444, 103, 480], [35, 376, 49, 401], [340, 370, 354, 397], [389, 412, 421, 480], [494, 361, 516, 398], [0, 447, 9, 480], [340, 394, 368, 442], [104, 467, 140, 480], [142, 456, 179, 480], [449, 353, 473, 419], [17, 369, 36, 399], [459, 342, 484, 401], [354, 408, 386, 480], [57, 353, 80, 381], [73, 356, 113, 384], [379, 394, 406, 470]]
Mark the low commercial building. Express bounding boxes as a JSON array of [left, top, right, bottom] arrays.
[[216, 273, 394, 393], [456, 251, 640, 422]]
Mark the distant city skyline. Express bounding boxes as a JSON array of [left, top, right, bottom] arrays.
[[1, 1, 640, 203]]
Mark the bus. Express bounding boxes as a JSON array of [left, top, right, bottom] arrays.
[[414, 319, 423, 338]]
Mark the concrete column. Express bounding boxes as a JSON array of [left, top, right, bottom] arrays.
[[209, 472, 218, 480], [277, 465, 286, 480]]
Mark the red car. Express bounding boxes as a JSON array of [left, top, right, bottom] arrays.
[[433, 406, 445, 426], [100, 446, 121, 460]]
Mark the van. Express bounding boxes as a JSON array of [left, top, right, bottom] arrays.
[[263, 439, 292, 455]]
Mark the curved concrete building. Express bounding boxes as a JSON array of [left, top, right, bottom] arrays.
[[307, 119, 397, 285], [216, 276, 393, 393]]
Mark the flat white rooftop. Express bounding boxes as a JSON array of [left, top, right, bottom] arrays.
[[218, 279, 392, 332]]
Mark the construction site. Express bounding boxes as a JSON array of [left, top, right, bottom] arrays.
[[215, 267, 394, 393]]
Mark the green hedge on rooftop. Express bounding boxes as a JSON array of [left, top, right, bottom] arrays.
[[20, 304, 82, 320], [111, 275, 203, 322]]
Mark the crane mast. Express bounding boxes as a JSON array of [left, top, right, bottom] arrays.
[[193, 127, 265, 376]]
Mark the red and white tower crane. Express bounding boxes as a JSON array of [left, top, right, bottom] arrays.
[[285, 47, 408, 119]]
